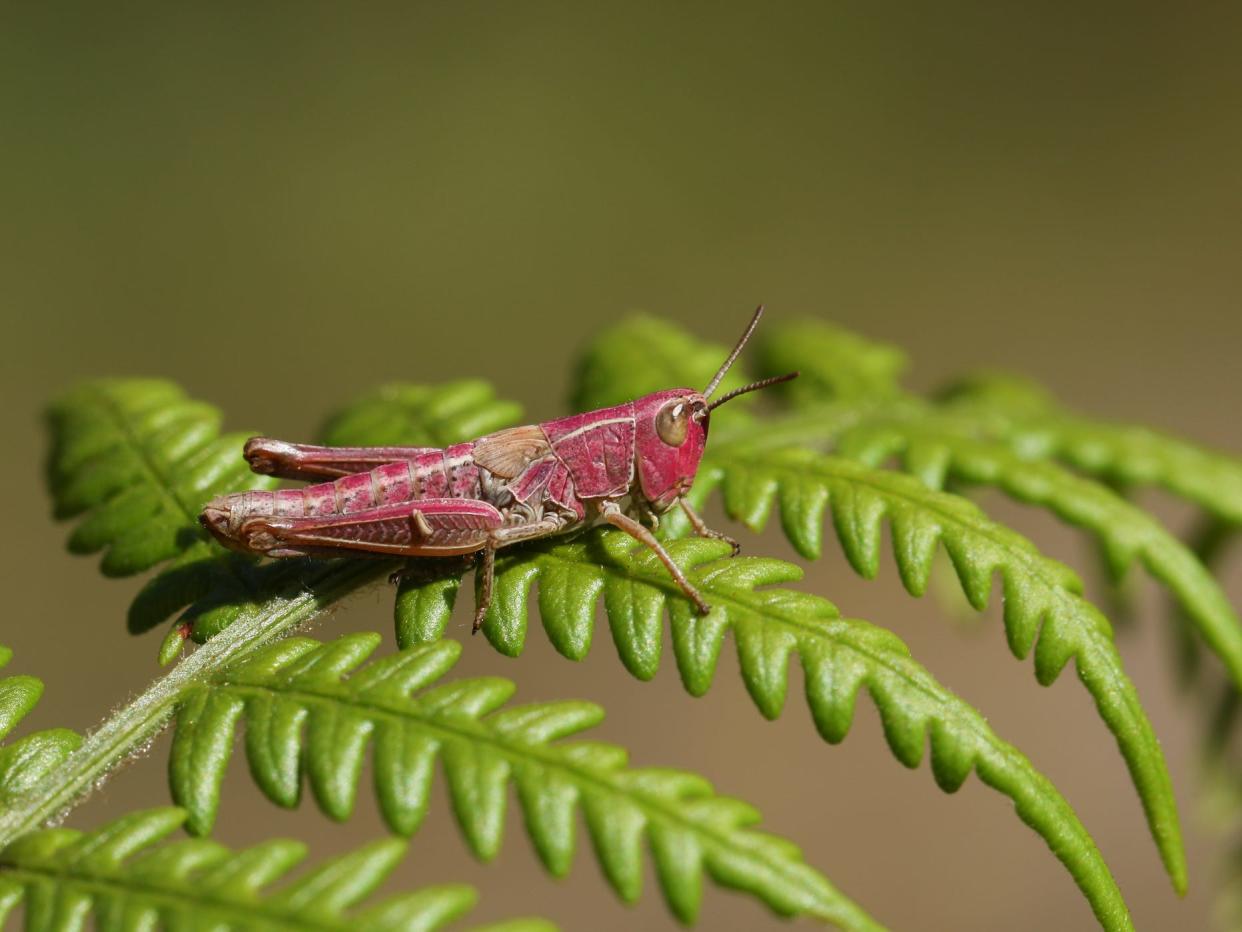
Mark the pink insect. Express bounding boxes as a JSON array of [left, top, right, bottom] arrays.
[[200, 307, 796, 632]]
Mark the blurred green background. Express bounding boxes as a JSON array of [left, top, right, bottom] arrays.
[[2, 3, 1240, 929]]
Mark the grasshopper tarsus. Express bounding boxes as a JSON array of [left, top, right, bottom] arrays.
[[678, 499, 741, 557], [200, 306, 797, 639]]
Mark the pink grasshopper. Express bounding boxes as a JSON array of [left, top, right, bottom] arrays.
[[200, 307, 796, 632]]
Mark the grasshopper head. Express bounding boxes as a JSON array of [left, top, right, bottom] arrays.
[[633, 389, 711, 512], [631, 305, 799, 512]]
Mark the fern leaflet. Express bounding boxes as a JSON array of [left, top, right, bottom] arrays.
[[1171, 517, 1241, 693], [46, 378, 279, 655], [0, 808, 552, 931], [171, 636, 880, 930], [0, 647, 80, 806]]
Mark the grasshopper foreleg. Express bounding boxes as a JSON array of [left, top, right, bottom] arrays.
[[600, 501, 712, 614], [678, 499, 741, 557]]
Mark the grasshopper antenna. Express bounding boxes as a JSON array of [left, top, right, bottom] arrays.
[[706, 371, 799, 411], [704, 304, 766, 399]]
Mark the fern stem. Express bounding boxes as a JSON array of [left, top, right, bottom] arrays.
[[0, 561, 383, 846]]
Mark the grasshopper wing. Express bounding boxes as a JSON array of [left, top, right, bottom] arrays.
[[472, 425, 552, 478], [244, 438, 441, 481]]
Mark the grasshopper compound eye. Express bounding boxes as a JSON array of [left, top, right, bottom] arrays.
[[656, 400, 690, 446]]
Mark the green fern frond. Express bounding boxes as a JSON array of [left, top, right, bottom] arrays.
[[676, 447, 1185, 890], [747, 321, 1242, 657], [695, 385, 1242, 706], [753, 318, 907, 401], [0, 647, 80, 806], [834, 417, 1242, 694], [45, 379, 271, 578], [570, 315, 754, 411], [171, 636, 880, 930], [392, 531, 1133, 931], [940, 372, 1242, 524], [0, 807, 552, 931]]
